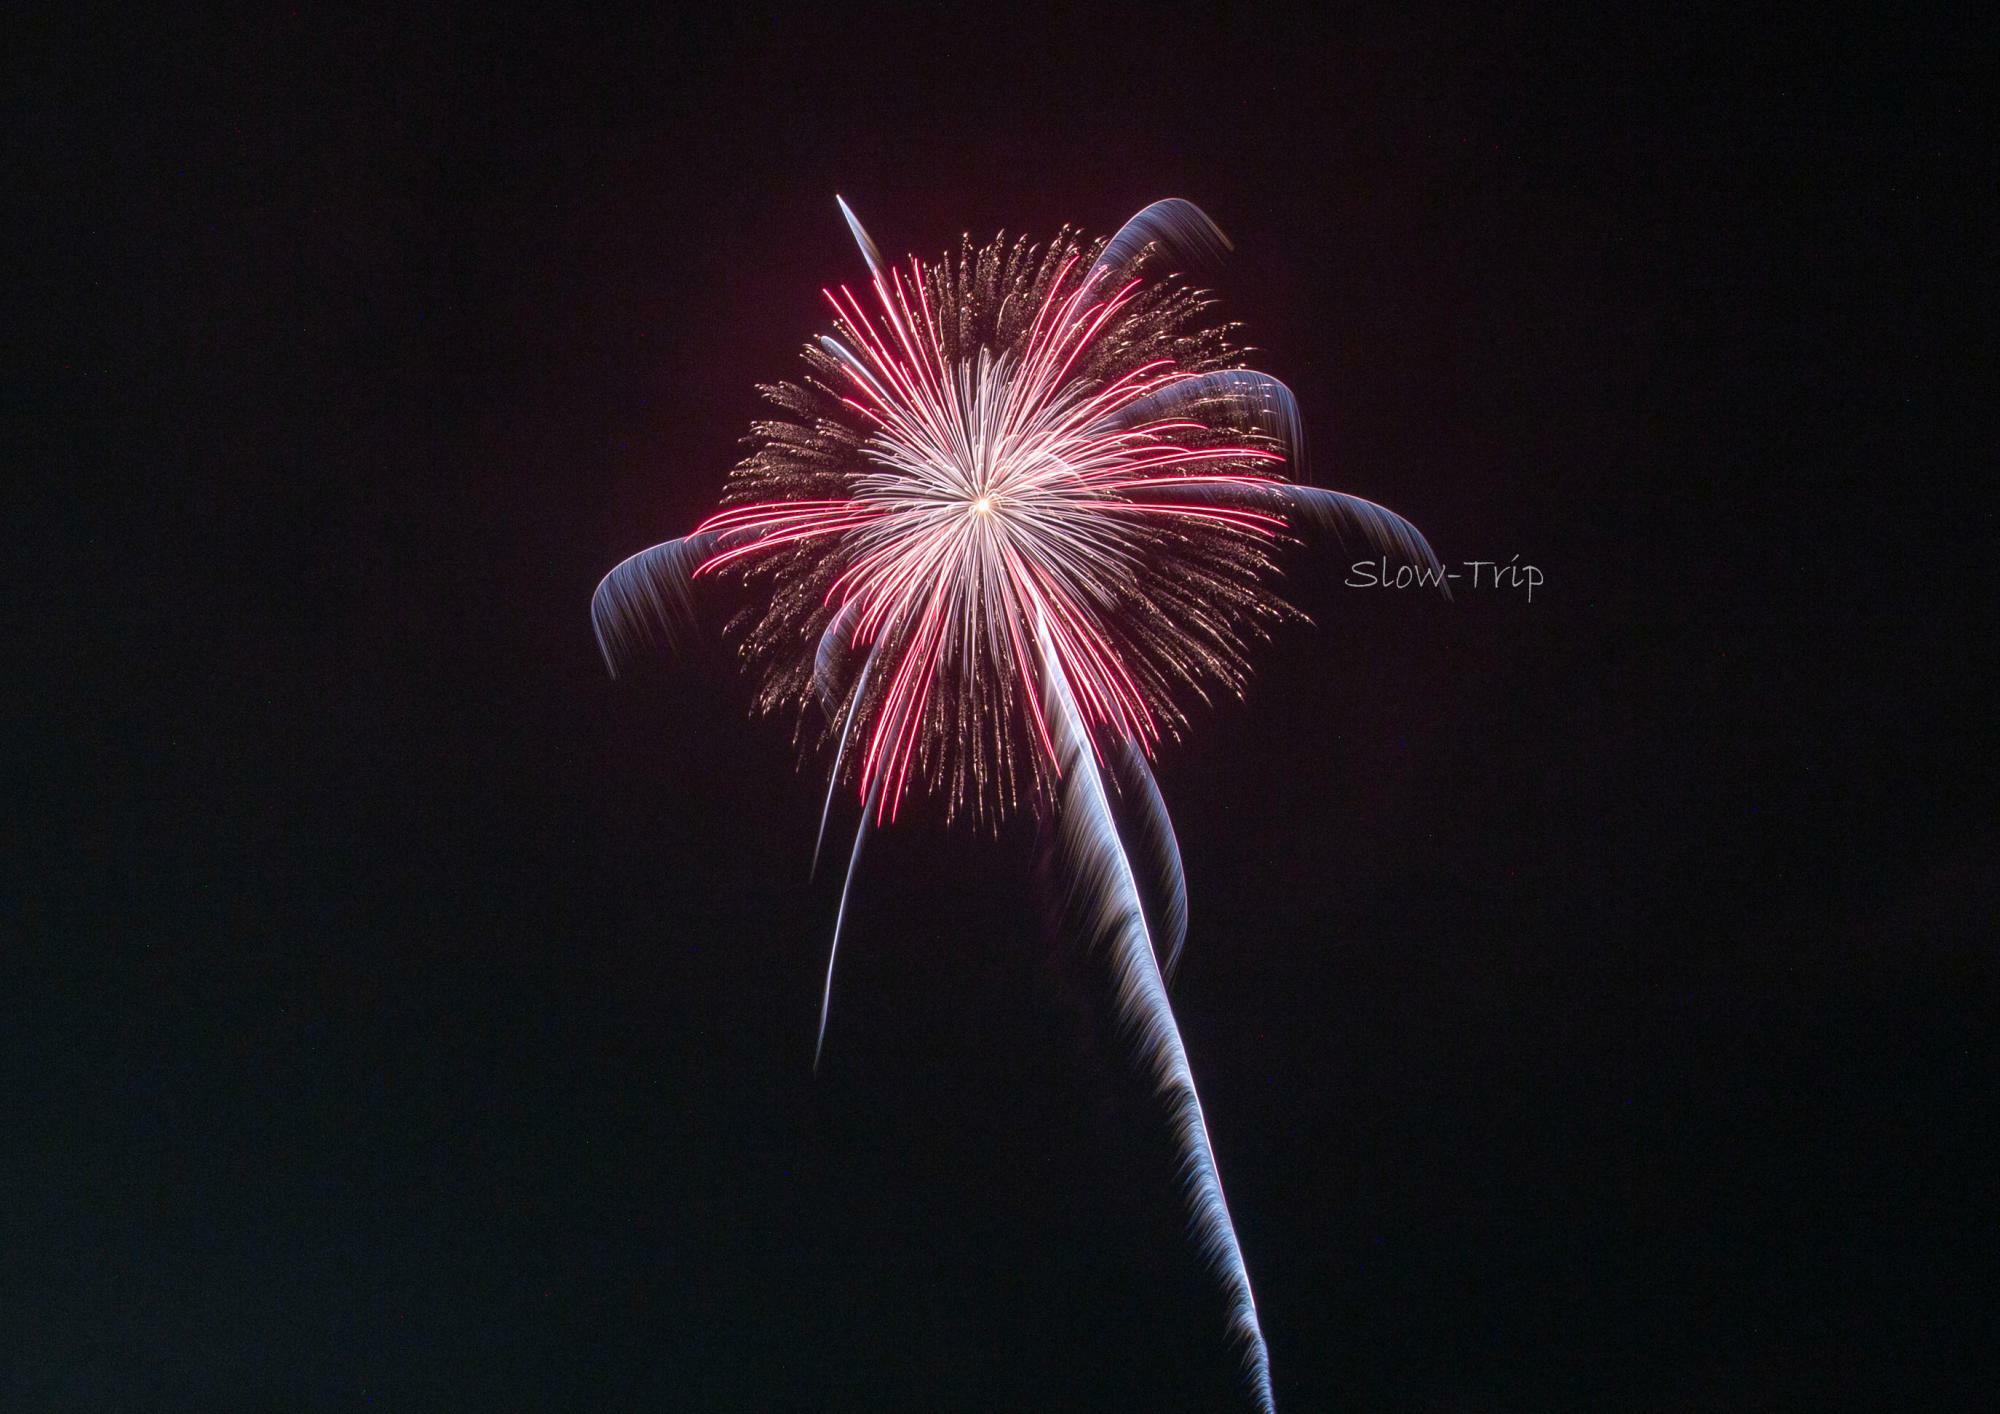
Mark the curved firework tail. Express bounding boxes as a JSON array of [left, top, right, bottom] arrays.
[[1040, 615, 1275, 1412], [590, 197, 1446, 1410]]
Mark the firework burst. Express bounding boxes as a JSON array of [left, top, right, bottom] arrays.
[[592, 198, 1444, 1411]]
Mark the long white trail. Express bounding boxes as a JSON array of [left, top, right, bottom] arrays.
[[814, 776, 880, 1073], [1038, 621, 1276, 1414]]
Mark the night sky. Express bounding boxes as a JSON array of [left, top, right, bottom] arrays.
[[14, 6, 1987, 1410]]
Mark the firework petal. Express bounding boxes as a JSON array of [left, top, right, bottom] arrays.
[[1096, 369, 1306, 476], [590, 532, 717, 674], [836, 194, 886, 282], [1090, 198, 1234, 287], [1286, 485, 1451, 597]]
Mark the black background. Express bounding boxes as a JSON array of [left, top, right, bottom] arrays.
[[13, 6, 1988, 1410]]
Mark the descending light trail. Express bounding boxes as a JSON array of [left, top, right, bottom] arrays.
[[591, 197, 1445, 1411], [1040, 613, 1274, 1409]]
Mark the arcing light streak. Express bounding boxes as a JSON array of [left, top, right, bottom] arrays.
[[1111, 734, 1190, 981], [1040, 616, 1275, 1413], [591, 198, 1447, 1410]]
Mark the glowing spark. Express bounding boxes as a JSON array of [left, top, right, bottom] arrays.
[[590, 197, 1447, 1412]]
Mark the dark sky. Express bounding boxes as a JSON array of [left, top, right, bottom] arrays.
[[14, 6, 1987, 1410]]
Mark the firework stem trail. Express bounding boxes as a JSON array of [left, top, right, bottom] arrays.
[[813, 626, 884, 878], [814, 776, 880, 1072], [1040, 620, 1276, 1414]]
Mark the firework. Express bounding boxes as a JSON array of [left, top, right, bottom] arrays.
[[592, 197, 1444, 1411]]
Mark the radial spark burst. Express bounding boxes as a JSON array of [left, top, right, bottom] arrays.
[[592, 198, 1444, 1411]]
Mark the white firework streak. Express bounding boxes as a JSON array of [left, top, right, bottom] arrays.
[[1039, 615, 1275, 1414]]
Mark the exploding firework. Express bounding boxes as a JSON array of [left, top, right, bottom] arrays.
[[592, 198, 1444, 1411]]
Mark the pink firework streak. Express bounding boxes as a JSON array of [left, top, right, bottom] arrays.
[[591, 198, 1447, 1412]]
